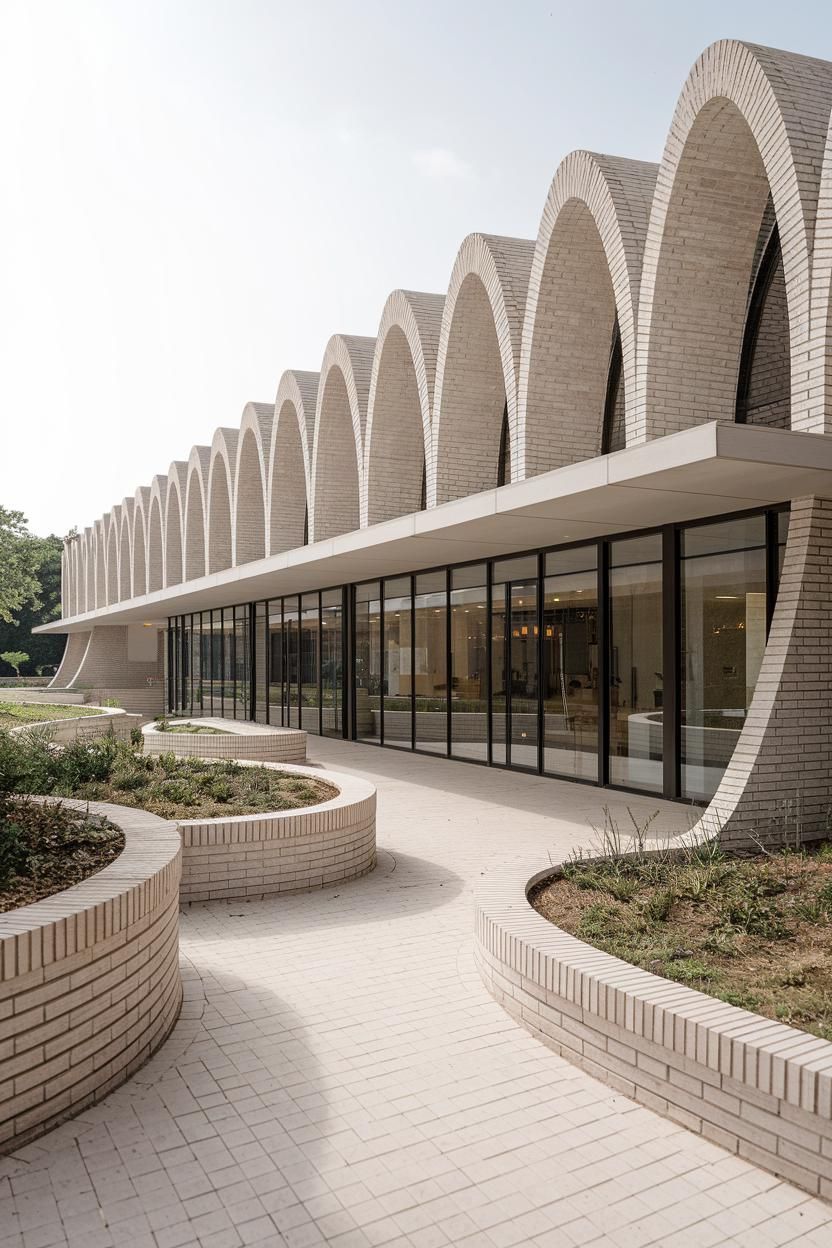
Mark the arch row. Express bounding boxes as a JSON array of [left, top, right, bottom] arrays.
[[63, 38, 832, 613]]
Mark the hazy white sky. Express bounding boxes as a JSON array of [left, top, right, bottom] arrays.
[[2, 0, 831, 537]]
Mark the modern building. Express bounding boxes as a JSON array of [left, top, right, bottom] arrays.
[[39, 39, 832, 847]]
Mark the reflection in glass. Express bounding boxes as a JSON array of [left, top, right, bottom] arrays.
[[383, 577, 412, 748], [509, 579, 538, 769], [450, 566, 488, 761], [609, 547, 663, 791], [321, 589, 343, 737], [284, 598, 299, 727], [491, 583, 506, 764], [681, 517, 767, 801], [414, 572, 447, 755], [543, 552, 598, 780], [300, 593, 319, 732], [355, 582, 381, 742], [254, 603, 268, 724], [268, 601, 283, 725]]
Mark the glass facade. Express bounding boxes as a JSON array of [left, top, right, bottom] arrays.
[[167, 506, 788, 802]]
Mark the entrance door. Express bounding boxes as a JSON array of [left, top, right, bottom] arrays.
[[492, 577, 539, 770]]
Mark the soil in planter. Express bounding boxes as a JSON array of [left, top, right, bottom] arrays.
[[530, 840, 832, 1040], [154, 721, 230, 735], [0, 702, 103, 729], [0, 798, 124, 912]]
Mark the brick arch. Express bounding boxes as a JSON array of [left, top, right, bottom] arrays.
[[147, 477, 166, 593], [184, 447, 210, 581], [431, 233, 534, 506], [118, 501, 133, 600], [519, 152, 657, 475], [234, 402, 273, 565], [363, 290, 444, 526], [207, 429, 237, 574], [94, 519, 107, 610], [808, 111, 832, 433], [106, 513, 119, 605], [164, 462, 187, 587], [81, 529, 93, 613], [310, 335, 374, 542], [132, 488, 149, 597], [268, 371, 316, 555], [636, 39, 832, 444]]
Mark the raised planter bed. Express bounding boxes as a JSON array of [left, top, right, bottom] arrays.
[[9, 705, 142, 743], [143, 717, 306, 763], [178, 762, 376, 902], [0, 800, 181, 1150], [475, 859, 832, 1200]]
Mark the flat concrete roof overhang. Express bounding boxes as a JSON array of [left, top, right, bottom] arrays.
[[39, 422, 832, 634]]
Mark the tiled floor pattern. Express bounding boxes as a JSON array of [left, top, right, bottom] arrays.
[[2, 741, 830, 1247]]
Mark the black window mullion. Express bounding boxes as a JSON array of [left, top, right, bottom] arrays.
[[599, 542, 610, 786], [318, 592, 323, 738], [662, 528, 680, 800], [379, 581, 385, 748], [445, 567, 451, 757], [486, 562, 493, 766], [410, 576, 416, 750], [537, 552, 544, 776]]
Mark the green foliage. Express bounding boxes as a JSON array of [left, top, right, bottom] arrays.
[[0, 651, 29, 678], [0, 508, 64, 676]]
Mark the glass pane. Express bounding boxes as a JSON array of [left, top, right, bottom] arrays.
[[610, 534, 662, 567], [300, 593, 320, 733], [509, 580, 538, 769], [450, 568, 488, 761], [493, 555, 537, 583], [222, 609, 234, 718], [321, 591, 343, 738], [609, 554, 663, 792], [355, 583, 381, 742], [545, 544, 598, 577], [234, 606, 249, 719], [254, 602, 268, 724], [491, 583, 506, 764], [383, 579, 412, 748], [778, 509, 789, 579], [414, 572, 447, 755], [284, 598, 299, 727], [544, 568, 599, 780], [268, 601, 283, 726], [683, 514, 765, 559], [681, 540, 767, 801]]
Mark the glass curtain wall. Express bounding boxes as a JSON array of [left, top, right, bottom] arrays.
[[166, 504, 786, 800], [608, 535, 664, 793], [681, 516, 767, 801], [383, 577, 413, 748], [543, 547, 599, 781], [450, 565, 488, 761], [414, 572, 447, 754]]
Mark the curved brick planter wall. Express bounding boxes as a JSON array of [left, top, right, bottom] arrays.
[[0, 800, 181, 1150], [178, 764, 376, 902], [143, 718, 306, 763], [475, 861, 832, 1199], [10, 705, 142, 744]]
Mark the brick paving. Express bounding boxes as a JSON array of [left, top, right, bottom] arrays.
[[1, 739, 830, 1247]]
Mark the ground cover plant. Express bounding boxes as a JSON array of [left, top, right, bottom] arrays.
[[0, 798, 123, 912], [0, 731, 336, 822], [154, 717, 230, 735], [529, 810, 832, 1040], [0, 701, 103, 729]]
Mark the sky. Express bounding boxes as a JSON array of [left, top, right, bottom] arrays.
[[2, 0, 832, 538]]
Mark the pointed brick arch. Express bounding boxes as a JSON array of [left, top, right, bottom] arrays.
[[310, 335, 374, 542], [431, 233, 534, 505], [106, 514, 119, 605], [636, 39, 832, 444], [207, 429, 237, 574], [234, 402, 272, 565], [118, 501, 133, 600], [147, 477, 166, 593], [184, 447, 210, 581], [268, 371, 316, 556], [520, 151, 657, 474], [132, 489, 149, 597], [363, 290, 443, 525], [164, 463, 187, 587]]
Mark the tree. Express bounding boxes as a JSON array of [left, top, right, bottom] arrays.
[[0, 509, 65, 677], [0, 507, 42, 624], [1, 651, 29, 678]]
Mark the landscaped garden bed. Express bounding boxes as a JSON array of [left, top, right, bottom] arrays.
[[0, 700, 104, 729], [0, 731, 336, 821], [529, 831, 832, 1040], [0, 797, 123, 912], [154, 717, 230, 735]]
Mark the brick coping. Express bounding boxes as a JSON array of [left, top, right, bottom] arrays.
[[8, 705, 130, 734], [475, 859, 832, 1197], [175, 760, 371, 842], [0, 799, 181, 979], [143, 717, 304, 737]]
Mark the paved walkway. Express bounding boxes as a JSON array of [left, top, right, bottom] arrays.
[[2, 741, 831, 1248]]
